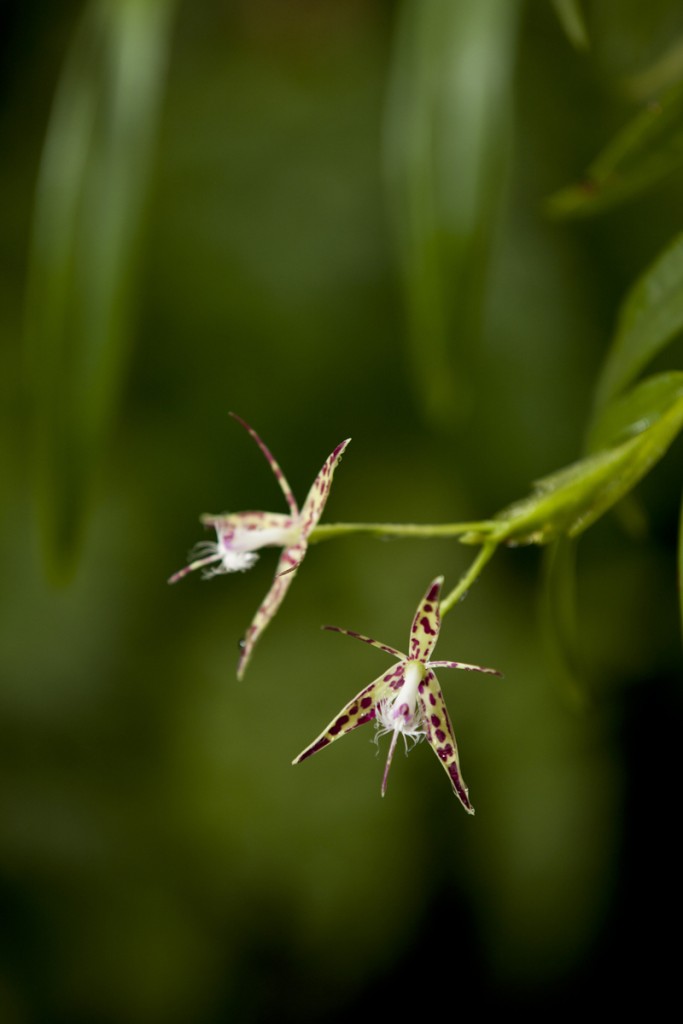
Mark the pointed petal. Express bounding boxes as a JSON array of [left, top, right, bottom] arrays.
[[201, 511, 299, 555], [292, 668, 395, 764], [201, 511, 295, 533], [299, 438, 352, 537], [168, 552, 221, 584], [236, 541, 306, 680], [408, 576, 444, 662], [418, 669, 474, 814], [429, 660, 502, 677], [322, 625, 407, 661], [229, 412, 299, 516]]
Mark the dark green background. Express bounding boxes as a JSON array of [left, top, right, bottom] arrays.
[[1, 1, 681, 1020]]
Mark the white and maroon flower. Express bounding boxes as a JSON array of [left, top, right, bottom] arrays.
[[169, 414, 350, 679], [293, 577, 501, 813]]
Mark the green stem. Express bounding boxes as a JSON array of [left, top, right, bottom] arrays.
[[440, 541, 498, 617], [308, 520, 497, 544]]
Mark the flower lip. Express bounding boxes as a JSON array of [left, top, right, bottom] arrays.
[[376, 659, 425, 736]]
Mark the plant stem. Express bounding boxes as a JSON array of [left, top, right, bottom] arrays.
[[308, 521, 497, 544], [440, 542, 498, 617]]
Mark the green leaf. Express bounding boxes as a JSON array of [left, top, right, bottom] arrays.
[[546, 79, 683, 219], [25, 0, 176, 578], [551, 0, 589, 52], [384, 0, 520, 426], [588, 371, 683, 451], [596, 234, 683, 406], [464, 375, 683, 546], [540, 536, 587, 703]]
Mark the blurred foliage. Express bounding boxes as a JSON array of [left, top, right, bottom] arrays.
[[2, 0, 682, 1021]]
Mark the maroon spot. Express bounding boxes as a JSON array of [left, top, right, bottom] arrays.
[[436, 729, 446, 743], [420, 616, 436, 635], [297, 736, 330, 762], [448, 766, 471, 807], [427, 583, 440, 601], [348, 705, 358, 716], [423, 603, 432, 613], [437, 744, 453, 761], [430, 715, 440, 727], [418, 682, 424, 693], [361, 697, 373, 709], [429, 694, 436, 706]]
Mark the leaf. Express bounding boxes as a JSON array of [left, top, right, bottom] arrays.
[[595, 234, 683, 406], [551, 0, 589, 52], [540, 536, 587, 703], [546, 79, 683, 219], [463, 375, 683, 546], [588, 371, 683, 451], [384, 0, 520, 426], [24, 0, 176, 578]]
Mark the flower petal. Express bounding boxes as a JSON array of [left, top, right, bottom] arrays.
[[418, 668, 474, 814], [229, 412, 299, 517], [292, 667, 397, 765], [408, 576, 444, 662], [429, 660, 502, 677], [236, 541, 306, 681], [322, 625, 406, 661], [201, 511, 298, 552], [299, 438, 352, 537]]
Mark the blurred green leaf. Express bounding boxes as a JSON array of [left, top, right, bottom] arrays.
[[589, 371, 683, 450], [384, 0, 519, 425], [552, 0, 589, 51], [595, 234, 683, 406], [540, 535, 586, 701], [465, 374, 683, 545], [626, 35, 683, 100], [546, 78, 683, 218], [25, 0, 176, 578]]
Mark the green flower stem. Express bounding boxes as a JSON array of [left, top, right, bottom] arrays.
[[308, 521, 497, 544], [440, 541, 498, 618]]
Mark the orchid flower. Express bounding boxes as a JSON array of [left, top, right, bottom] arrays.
[[169, 414, 351, 679], [293, 577, 501, 813]]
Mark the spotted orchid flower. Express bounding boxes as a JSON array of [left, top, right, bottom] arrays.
[[169, 414, 351, 679], [293, 577, 501, 813]]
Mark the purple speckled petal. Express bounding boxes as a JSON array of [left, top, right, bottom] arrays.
[[236, 541, 306, 681], [418, 668, 474, 814], [408, 576, 444, 663], [229, 412, 299, 517], [168, 551, 223, 585], [200, 511, 296, 534], [428, 660, 502, 677], [299, 438, 351, 537], [322, 625, 407, 661], [292, 667, 397, 765]]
